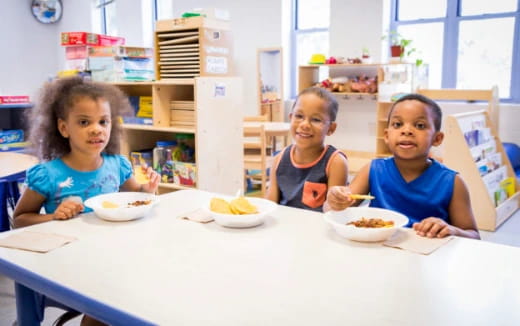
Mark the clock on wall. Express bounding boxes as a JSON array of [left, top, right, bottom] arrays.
[[31, 0, 63, 24]]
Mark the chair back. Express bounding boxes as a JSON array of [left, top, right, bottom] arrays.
[[243, 125, 272, 196]]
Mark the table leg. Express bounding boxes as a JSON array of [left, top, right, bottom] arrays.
[[15, 283, 43, 326]]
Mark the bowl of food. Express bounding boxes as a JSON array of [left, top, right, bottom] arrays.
[[324, 207, 408, 242], [203, 196, 277, 228], [84, 192, 159, 222]]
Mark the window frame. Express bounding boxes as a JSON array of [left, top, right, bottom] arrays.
[[390, 0, 520, 103], [289, 0, 330, 98]]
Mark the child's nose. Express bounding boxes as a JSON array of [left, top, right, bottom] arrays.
[[401, 124, 413, 135]]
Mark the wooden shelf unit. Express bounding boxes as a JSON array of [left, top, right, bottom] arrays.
[[444, 110, 519, 231], [155, 18, 233, 80], [113, 78, 244, 195]]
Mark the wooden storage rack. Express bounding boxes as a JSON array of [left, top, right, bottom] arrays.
[[444, 110, 519, 231], [114, 78, 243, 195], [155, 17, 233, 80]]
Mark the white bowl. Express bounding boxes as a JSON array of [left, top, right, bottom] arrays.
[[203, 197, 278, 228], [324, 207, 409, 242], [84, 192, 159, 222]]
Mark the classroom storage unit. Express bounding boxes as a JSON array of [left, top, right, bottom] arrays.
[[114, 77, 243, 196], [155, 17, 233, 80], [443, 110, 519, 231]]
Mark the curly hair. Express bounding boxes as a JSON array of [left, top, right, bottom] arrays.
[[26, 76, 132, 161], [292, 87, 339, 122]]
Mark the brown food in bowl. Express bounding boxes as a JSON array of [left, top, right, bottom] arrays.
[[128, 200, 152, 207], [347, 217, 394, 228]]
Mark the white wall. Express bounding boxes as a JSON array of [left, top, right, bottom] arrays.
[[170, 0, 283, 116], [330, 0, 384, 62]]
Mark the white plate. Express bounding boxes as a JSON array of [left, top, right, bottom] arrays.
[[202, 196, 278, 228], [84, 192, 159, 222], [324, 207, 408, 242]]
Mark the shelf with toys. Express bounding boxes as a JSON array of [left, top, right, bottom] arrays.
[[113, 77, 244, 195], [298, 62, 426, 175]]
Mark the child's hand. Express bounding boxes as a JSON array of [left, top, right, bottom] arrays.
[[53, 199, 84, 220], [327, 186, 355, 211], [412, 217, 455, 238], [139, 165, 160, 193]]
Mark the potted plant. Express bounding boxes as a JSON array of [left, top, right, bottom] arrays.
[[382, 30, 415, 61]]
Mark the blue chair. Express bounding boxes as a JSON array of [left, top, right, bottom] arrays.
[[0, 170, 25, 232], [503, 142, 520, 179]]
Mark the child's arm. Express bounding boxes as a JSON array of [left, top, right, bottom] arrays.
[[325, 162, 371, 211], [265, 152, 283, 203], [413, 175, 480, 239], [121, 165, 160, 193], [13, 189, 84, 228], [323, 153, 349, 211]]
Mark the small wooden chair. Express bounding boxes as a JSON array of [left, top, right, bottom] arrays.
[[243, 124, 273, 196]]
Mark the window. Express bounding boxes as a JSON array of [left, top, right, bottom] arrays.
[[290, 0, 330, 97], [390, 0, 520, 102]]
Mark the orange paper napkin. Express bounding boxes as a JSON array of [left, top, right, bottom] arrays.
[[0, 231, 77, 253], [383, 228, 453, 255]]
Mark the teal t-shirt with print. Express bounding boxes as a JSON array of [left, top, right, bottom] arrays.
[[26, 154, 133, 214]]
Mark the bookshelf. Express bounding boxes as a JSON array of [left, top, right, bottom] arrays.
[[444, 110, 519, 231], [114, 78, 244, 196]]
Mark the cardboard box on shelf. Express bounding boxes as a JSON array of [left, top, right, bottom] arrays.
[[156, 16, 230, 31], [61, 32, 125, 46], [0, 96, 30, 104], [0, 129, 24, 145]]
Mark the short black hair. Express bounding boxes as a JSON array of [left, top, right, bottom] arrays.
[[388, 93, 443, 131], [293, 87, 339, 122]]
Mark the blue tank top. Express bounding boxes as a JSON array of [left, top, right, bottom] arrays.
[[276, 144, 345, 211], [369, 157, 456, 226]]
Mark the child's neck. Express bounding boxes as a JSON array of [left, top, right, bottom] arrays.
[[292, 144, 326, 164], [394, 157, 432, 183], [62, 152, 104, 172]]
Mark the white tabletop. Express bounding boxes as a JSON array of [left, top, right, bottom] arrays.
[[0, 189, 519, 325], [0, 152, 38, 178]]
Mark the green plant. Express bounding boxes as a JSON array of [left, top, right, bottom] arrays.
[[382, 30, 422, 66]]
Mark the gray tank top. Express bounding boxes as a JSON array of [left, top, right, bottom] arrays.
[[276, 144, 344, 211]]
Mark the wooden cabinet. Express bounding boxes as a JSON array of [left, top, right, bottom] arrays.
[[114, 77, 243, 195], [444, 110, 519, 231]]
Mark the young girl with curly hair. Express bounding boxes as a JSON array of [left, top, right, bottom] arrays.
[[13, 77, 160, 325], [14, 76, 159, 227]]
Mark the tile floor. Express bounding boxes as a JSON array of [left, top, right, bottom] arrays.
[[1, 209, 519, 325]]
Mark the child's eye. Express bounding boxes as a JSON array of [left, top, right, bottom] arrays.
[[391, 121, 402, 128], [415, 122, 426, 129], [293, 113, 304, 120], [311, 117, 323, 125], [79, 120, 89, 127], [100, 119, 110, 126]]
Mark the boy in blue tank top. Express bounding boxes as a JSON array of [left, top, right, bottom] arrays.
[[266, 87, 348, 211], [326, 94, 479, 239]]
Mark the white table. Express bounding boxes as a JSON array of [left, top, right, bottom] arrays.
[[0, 189, 519, 325]]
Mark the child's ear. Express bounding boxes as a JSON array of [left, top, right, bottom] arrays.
[[57, 118, 69, 138], [383, 128, 389, 145], [432, 131, 444, 147], [327, 121, 337, 135]]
